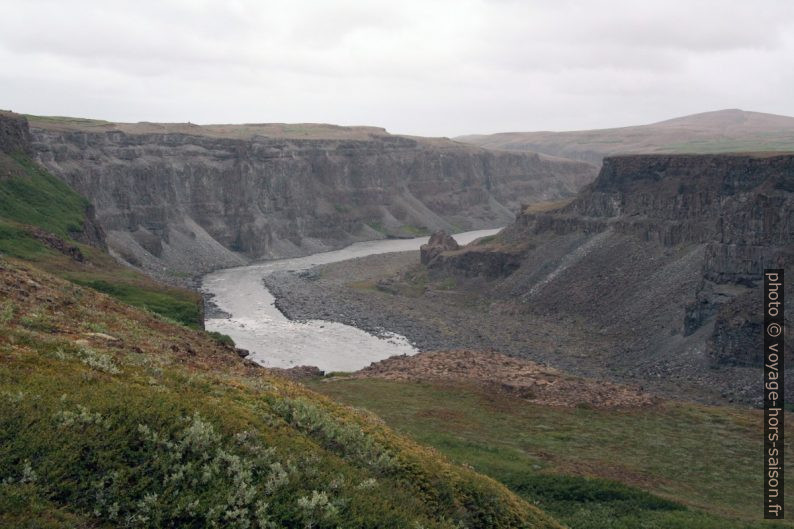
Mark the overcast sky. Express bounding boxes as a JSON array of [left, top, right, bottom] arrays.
[[1, 0, 793, 136]]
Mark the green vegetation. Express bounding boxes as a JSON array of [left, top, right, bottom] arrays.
[[26, 114, 112, 127], [0, 153, 202, 328], [475, 234, 498, 245], [0, 261, 562, 528], [355, 266, 431, 297], [460, 110, 794, 159], [366, 221, 386, 234], [399, 225, 430, 237], [0, 483, 103, 529], [308, 378, 792, 529], [365, 222, 429, 237], [660, 139, 794, 154], [70, 278, 201, 328], [0, 151, 89, 262], [208, 330, 236, 347], [0, 153, 89, 238], [0, 219, 52, 259], [437, 277, 456, 290], [324, 371, 353, 378]]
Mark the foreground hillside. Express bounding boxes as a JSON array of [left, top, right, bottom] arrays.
[[308, 371, 791, 529], [0, 259, 562, 528], [458, 109, 794, 164], [25, 113, 595, 280]]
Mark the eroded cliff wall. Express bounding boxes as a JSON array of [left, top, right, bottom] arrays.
[[428, 154, 793, 403], [0, 111, 32, 156], [29, 120, 595, 277]]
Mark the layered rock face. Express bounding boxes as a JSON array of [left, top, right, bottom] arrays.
[[428, 154, 793, 403], [29, 120, 595, 277], [0, 111, 32, 156]]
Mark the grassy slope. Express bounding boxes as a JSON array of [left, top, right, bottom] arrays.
[[0, 152, 201, 327], [307, 378, 792, 529], [0, 154, 88, 238], [0, 259, 562, 529]]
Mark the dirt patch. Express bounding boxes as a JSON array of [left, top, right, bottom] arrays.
[[350, 350, 655, 409], [534, 452, 669, 491]]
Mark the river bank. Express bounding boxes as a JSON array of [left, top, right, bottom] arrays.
[[263, 251, 610, 375], [263, 249, 758, 405], [200, 229, 500, 372]]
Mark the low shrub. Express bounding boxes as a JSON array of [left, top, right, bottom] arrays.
[[208, 331, 235, 347]]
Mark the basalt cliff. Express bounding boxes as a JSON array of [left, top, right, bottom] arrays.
[[427, 153, 793, 403], [26, 116, 595, 279]]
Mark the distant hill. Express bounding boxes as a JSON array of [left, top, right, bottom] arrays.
[[456, 109, 794, 164]]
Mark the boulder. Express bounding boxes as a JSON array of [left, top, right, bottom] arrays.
[[420, 231, 459, 266]]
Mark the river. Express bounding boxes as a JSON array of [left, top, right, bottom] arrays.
[[201, 228, 500, 372]]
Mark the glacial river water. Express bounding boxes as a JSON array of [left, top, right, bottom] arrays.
[[201, 229, 500, 372]]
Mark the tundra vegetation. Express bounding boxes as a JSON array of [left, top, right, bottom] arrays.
[[309, 377, 792, 529]]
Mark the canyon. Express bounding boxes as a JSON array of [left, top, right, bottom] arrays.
[[3, 109, 792, 404], [2, 108, 792, 528]]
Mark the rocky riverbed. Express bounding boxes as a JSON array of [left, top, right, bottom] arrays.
[[264, 251, 618, 376], [264, 250, 762, 405], [265, 252, 486, 352]]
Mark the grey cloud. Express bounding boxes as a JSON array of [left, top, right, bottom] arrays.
[[0, 0, 792, 136]]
